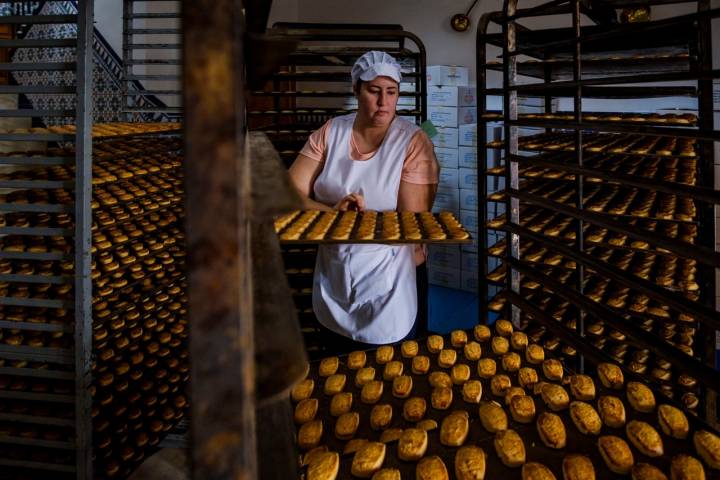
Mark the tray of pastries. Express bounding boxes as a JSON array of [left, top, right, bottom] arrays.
[[293, 325, 718, 480], [274, 210, 472, 244]]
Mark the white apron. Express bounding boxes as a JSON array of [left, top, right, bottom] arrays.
[[312, 114, 419, 344]]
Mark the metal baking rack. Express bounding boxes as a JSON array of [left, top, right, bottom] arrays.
[[476, 0, 719, 428]]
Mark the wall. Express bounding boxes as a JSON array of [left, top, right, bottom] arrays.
[[95, 0, 123, 54]]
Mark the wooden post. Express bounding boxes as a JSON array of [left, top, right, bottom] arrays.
[[183, 0, 257, 478]]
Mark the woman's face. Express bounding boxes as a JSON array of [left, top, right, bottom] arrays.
[[356, 76, 399, 127]]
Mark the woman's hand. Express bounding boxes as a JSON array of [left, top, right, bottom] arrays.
[[335, 192, 365, 211]]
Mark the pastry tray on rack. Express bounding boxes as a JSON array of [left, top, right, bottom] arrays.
[[274, 211, 473, 245], [295, 328, 717, 480]]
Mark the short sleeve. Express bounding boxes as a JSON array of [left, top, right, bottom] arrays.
[[402, 130, 439, 185], [298, 120, 332, 163]]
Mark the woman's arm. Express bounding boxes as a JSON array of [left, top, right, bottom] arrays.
[[288, 154, 334, 211], [397, 181, 437, 265]]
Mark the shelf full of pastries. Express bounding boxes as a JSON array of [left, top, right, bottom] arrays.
[[0, 128, 189, 478], [292, 325, 720, 480], [274, 210, 471, 244], [0, 122, 181, 141]]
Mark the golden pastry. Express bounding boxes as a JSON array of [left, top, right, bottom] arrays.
[[355, 367, 376, 387], [693, 430, 720, 470], [431, 387, 453, 410], [491, 374, 512, 397], [440, 410, 470, 447], [427, 335, 444, 353], [451, 330, 468, 347], [658, 404, 689, 439], [510, 395, 536, 423], [361, 380, 383, 404], [298, 420, 323, 451], [302, 446, 329, 466], [598, 395, 626, 428], [454, 445, 486, 480], [537, 412, 566, 449], [439, 349, 458, 368], [319, 356, 339, 377], [376, 346, 394, 364], [463, 341, 482, 361], [570, 401, 602, 435], [541, 383, 570, 411], [626, 381, 656, 413], [401, 340, 418, 358], [511, 331, 529, 350], [522, 462, 556, 480], [562, 454, 595, 480], [392, 375, 413, 398], [495, 319, 514, 336], [324, 374, 346, 395], [570, 375, 596, 401], [542, 359, 564, 381], [631, 463, 667, 480], [351, 442, 386, 478], [370, 404, 392, 431], [598, 435, 634, 475], [417, 456, 449, 480], [479, 401, 508, 433], [343, 439, 368, 456], [492, 336, 510, 355], [597, 362, 624, 389], [477, 358, 497, 378], [330, 392, 353, 417], [626, 420, 663, 458], [429, 371, 453, 388], [335, 412, 360, 440], [295, 398, 319, 424], [412, 355, 430, 375], [379, 428, 403, 443], [505, 386, 525, 406], [416, 419, 438, 431], [502, 352, 522, 372], [307, 451, 339, 480], [348, 351, 367, 370], [451, 364, 471, 384], [382, 361, 403, 381], [397, 427, 428, 461], [291, 379, 314, 402], [518, 367, 539, 389], [474, 325, 492, 342], [403, 397, 427, 422], [462, 380, 483, 404], [525, 344, 545, 364], [494, 429, 526, 468], [672, 454, 707, 480], [371, 468, 400, 480]]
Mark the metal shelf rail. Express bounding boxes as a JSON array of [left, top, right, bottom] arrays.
[[477, 0, 719, 427]]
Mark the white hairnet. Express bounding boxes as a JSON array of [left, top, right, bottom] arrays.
[[351, 50, 402, 86]]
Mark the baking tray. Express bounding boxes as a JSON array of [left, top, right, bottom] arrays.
[[296, 329, 715, 479], [275, 211, 472, 245]]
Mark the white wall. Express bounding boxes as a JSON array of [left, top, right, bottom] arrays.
[[95, 0, 124, 54], [268, 0, 300, 27]]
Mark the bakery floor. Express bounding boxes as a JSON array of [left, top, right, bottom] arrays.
[[429, 286, 494, 333]]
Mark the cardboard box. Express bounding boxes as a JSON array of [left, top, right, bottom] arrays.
[[460, 188, 479, 211], [433, 187, 460, 211], [459, 146, 477, 169], [458, 107, 477, 125], [432, 128, 459, 148], [428, 245, 461, 270], [427, 86, 477, 107], [439, 168, 459, 189], [428, 106, 458, 128], [428, 265, 461, 289], [458, 168, 478, 190], [427, 65, 469, 87], [462, 251, 479, 272], [434, 147, 458, 169], [461, 209, 479, 233], [460, 270, 479, 293], [459, 123, 477, 147]]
